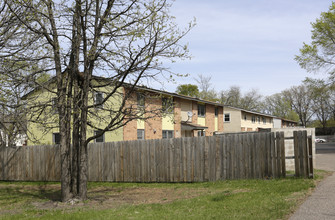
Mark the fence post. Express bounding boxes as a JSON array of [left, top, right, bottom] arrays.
[[276, 132, 286, 178], [294, 130, 309, 178], [308, 136, 314, 178], [293, 131, 301, 177]]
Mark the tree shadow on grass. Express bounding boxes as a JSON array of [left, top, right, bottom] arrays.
[[0, 183, 62, 203]]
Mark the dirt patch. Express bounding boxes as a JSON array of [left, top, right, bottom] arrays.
[[0, 184, 215, 211], [54, 186, 211, 210]]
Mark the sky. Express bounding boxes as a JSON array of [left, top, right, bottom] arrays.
[[154, 0, 332, 96]]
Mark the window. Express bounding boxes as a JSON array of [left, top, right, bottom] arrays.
[[137, 129, 145, 140], [53, 133, 60, 145], [215, 107, 218, 117], [244, 114, 247, 121], [262, 117, 266, 124], [162, 97, 173, 113], [224, 113, 230, 122], [198, 104, 205, 117], [251, 116, 256, 123], [137, 93, 145, 111], [52, 97, 58, 113], [257, 117, 261, 124], [95, 92, 104, 108], [94, 130, 104, 143], [198, 130, 205, 136], [162, 130, 174, 139]]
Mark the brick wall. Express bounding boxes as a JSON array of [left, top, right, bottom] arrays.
[[192, 101, 198, 136], [218, 107, 224, 132], [205, 105, 215, 136], [145, 95, 162, 140], [174, 98, 182, 138], [191, 101, 198, 124], [123, 91, 138, 141]]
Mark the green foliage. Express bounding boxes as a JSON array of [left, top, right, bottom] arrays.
[[304, 78, 332, 128], [263, 93, 299, 121], [295, 2, 335, 76], [175, 84, 199, 97], [36, 72, 52, 85]]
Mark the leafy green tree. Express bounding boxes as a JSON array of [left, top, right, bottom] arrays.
[[304, 78, 332, 129], [262, 93, 299, 121], [282, 85, 314, 127], [295, 2, 335, 77], [176, 84, 200, 98]]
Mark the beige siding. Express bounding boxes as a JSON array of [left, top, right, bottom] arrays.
[[223, 107, 274, 133], [223, 107, 242, 132], [180, 100, 193, 122], [240, 113, 273, 131], [162, 114, 174, 130], [198, 117, 206, 126]]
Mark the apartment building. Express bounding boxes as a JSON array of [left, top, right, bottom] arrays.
[[222, 106, 298, 132], [24, 78, 224, 145], [122, 86, 224, 141], [223, 106, 274, 132]]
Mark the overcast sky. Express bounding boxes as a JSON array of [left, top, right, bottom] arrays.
[[154, 0, 332, 96]]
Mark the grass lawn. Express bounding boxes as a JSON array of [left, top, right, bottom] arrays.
[[0, 170, 330, 220]]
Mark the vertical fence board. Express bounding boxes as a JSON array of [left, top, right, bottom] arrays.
[[258, 133, 262, 179], [215, 136, 221, 181], [242, 135, 250, 179], [190, 137, 195, 182], [275, 133, 281, 178], [149, 140, 156, 182], [226, 135, 231, 180], [302, 131, 308, 178], [174, 138, 180, 182], [221, 136, 227, 180], [141, 140, 146, 182], [209, 137, 214, 181], [293, 131, 301, 177], [270, 133, 275, 178], [260, 133, 266, 179], [308, 136, 314, 178], [104, 143, 110, 181], [267, 133, 272, 178], [279, 132, 286, 178], [182, 138, 187, 182], [194, 137, 200, 182], [120, 141, 125, 182], [145, 140, 150, 182], [298, 131, 304, 177], [167, 139, 173, 182], [163, 139, 169, 182], [156, 139, 162, 182], [234, 135, 239, 180], [114, 142, 119, 182]]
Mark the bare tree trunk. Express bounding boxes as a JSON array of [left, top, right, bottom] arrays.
[[59, 73, 72, 202], [69, 2, 82, 197], [79, 73, 90, 200], [71, 76, 80, 196]]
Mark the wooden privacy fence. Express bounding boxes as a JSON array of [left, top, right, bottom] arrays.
[[0, 131, 313, 182]]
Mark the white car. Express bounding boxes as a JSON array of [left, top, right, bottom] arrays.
[[315, 138, 326, 143]]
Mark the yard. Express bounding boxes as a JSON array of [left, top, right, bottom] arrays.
[[0, 170, 329, 220]]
